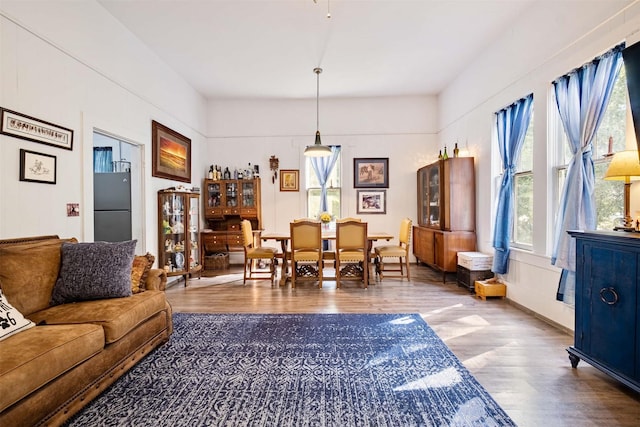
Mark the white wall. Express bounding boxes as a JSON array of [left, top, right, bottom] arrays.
[[206, 96, 439, 243], [0, 1, 207, 256], [438, 0, 640, 330]]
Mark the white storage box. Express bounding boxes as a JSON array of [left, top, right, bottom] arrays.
[[457, 252, 493, 271]]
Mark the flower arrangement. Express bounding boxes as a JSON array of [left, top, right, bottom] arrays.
[[319, 212, 332, 224]]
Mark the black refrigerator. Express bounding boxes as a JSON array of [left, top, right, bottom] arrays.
[[94, 172, 132, 242]]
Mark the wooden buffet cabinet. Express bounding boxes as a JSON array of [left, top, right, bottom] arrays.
[[201, 178, 262, 266], [567, 230, 640, 393], [413, 157, 476, 279]]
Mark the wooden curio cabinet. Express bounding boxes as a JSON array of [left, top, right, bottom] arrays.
[[202, 178, 262, 267], [158, 190, 202, 284], [414, 157, 476, 280]]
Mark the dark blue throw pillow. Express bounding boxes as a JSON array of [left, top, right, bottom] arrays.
[[51, 240, 136, 306]]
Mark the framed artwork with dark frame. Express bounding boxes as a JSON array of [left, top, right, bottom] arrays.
[[1, 108, 73, 150], [151, 120, 191, 183], [20, 149, 56, 184], [357, 190, 386, 214], [280, 169, 299, 192], [353, 157, 389, 188]]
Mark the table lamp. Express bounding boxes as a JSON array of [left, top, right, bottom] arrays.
[[604, 149, 640, 230]]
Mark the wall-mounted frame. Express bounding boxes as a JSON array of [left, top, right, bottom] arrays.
[[280, 169, 299, 191], [152, 120, 191, 183], [357, 190, 386, 214], [1, 108, 73, 150], [354, 157, 389, 188], [20, 149, 56, 184]]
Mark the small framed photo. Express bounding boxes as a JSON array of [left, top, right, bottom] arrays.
[[151, 120, 191, 183], [357, 190, 386, 214], [354, 157, 389, 188], [1, 108, 73, 150], [20, 149, 56, 184], [280, 169, 299, 192]]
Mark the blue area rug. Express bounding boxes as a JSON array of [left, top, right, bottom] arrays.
[[66, 313, 516, 426]]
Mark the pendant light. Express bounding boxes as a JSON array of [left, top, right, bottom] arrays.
[[304, 67, 332, 157]]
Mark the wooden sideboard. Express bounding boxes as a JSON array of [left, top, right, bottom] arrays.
[[413, 227, 476, 281], [567, 230, 640, 393]]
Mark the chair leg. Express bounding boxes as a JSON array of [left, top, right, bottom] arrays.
[[243, 258, 248, 284], [318, 259, 323, 288], [291, 261, 296, 288], [405, 256, 411, 281], [335, 258, 340, 289]]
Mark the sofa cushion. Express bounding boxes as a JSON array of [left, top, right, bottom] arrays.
[[29, 290, 167, 344], [0, 323, 104, 413], [131, 253, 155, 293], [0, 238, 77, 316], [0, 290, 35, 341], [51, 240, 137, 306]]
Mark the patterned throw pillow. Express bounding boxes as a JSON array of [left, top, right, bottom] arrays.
[[50, 240, 137, 306], [131, 253, 155, 293], [0, 289, 35, 341]]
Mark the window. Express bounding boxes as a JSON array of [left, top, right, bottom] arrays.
[[513, 111, 534, 247], [306, 149, 341, 218], [553, 65, 626, 231]]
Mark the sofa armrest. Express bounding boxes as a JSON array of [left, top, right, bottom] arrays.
[[145, 268, 167, 291]]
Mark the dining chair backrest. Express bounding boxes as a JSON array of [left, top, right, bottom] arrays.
[[336, 220, 367, 252], [290, 220, 322, 253], [398, 217, 412, 248], [241, 219, 255, 248]]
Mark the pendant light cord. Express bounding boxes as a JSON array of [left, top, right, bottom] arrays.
[[316, 70, 320, 132]]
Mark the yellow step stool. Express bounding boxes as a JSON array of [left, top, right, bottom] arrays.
[[475, 279, 506, 300]]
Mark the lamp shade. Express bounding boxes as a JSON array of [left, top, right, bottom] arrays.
[[604, 150, 640, 182], [304, 131, 332, 157]]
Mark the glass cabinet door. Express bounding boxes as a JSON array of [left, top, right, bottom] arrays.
[[241, 181, 255, 208], [207, 182, 222, 208], [427, 163, 441, 227], [188, 194, 200, 270], [226, 181, 238, 207], [159, 192, 186, 273], [418, 167, 429, 226]]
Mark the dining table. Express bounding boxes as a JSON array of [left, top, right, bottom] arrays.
[[260, 230, 394, 286]]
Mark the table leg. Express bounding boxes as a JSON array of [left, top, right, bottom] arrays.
[[278, 239, 289, 286]]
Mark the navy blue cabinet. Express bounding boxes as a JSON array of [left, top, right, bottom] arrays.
[[568, 230, 640, 392]]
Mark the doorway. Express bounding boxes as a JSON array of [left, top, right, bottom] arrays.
[[92, 131, 144, 252]]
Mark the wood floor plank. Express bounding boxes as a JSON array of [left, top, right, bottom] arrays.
[[165, 264, 640, 427]]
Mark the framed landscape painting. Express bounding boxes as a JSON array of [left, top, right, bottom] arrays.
[[152, 120, 191, 183], [354, 157, 389, 188]]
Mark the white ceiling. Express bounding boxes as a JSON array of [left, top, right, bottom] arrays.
[[98, 0, 536, 100]]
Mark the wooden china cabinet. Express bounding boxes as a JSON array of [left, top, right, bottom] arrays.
[[413, 157, 476, 280], [157, 189, 202, 285], [201, 178, 262, 267]]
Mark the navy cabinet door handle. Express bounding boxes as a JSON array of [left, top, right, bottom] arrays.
[[599, 287, 619, 305]]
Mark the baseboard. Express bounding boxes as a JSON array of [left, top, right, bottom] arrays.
[[506, 299, 574, 337]]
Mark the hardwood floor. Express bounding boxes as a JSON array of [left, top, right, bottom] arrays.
[[166, 263, 640, 427]]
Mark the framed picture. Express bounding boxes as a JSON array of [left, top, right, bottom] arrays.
[[357, 190, 386, 214], [152, 120, 191, 183], [20, 149, 56, 184], [354, 157, 389, 188], [280, 169, 299, 191], [1, 108, 73, 150]]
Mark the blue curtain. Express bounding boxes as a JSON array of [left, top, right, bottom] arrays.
[[93, 147, 113, 173], [491, 94, 534, 274], [552, 44, 624, 305], [310, 145, 341, 214]]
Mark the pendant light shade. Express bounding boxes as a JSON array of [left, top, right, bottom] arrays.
[[304, 67, 332, 157]]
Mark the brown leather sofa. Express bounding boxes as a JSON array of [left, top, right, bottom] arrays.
[[0, 235, 173, 427]]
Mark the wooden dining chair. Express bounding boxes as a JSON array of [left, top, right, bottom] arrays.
[[241, 220, 277, 284], [335, 219, 369, 289], [289, 219, 323, 288], [374, 217, 412, 281]]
